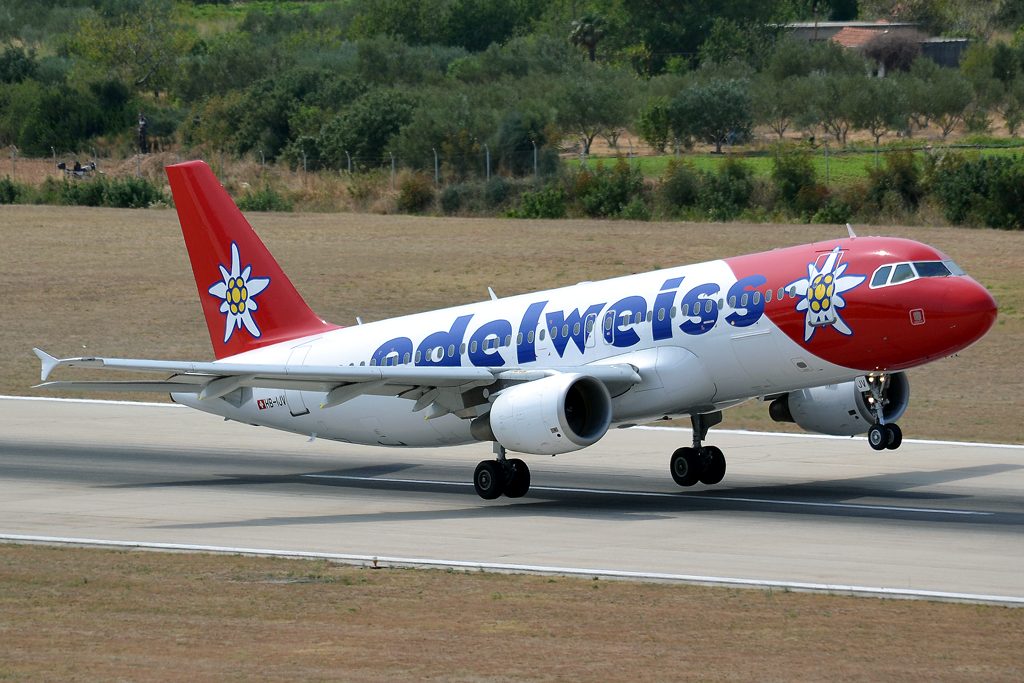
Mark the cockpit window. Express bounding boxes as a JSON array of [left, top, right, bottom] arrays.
[[914, 261, 952, 278], [870, 265, 892, 288], [891, 263, 915, 284], [942, 259, 965, 276]]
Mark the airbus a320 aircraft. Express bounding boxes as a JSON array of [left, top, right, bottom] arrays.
[[35, 161, 997, 500]]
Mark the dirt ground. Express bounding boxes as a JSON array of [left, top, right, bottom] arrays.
[[0, 544, 1020, 683], [2, 204, 1021, 442]]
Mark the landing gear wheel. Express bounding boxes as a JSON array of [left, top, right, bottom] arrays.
[[670, 447, 702, 487], [503, 458, 531, 498], [699, 446, 727, 485], [868, 424, 888, 451], [885, 423, 903, 450], [474, 460, 505, 500]]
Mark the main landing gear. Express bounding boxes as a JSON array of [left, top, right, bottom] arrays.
[[670, 412, 727, 487], [473, 444, 531, 500]]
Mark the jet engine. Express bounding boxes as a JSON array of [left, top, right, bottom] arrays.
[[471, 373, 613, 455], [769, 372, 910, 437]]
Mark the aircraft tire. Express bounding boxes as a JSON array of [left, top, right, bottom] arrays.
[[698, 446, 726, 485], [885, 423, 903, 450], [474, 460, 505, 500], [503, 459, 531, 498], [868, 424, 888, 451], [670, 447, 702, 487]]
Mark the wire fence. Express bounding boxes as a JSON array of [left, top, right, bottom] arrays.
[[5, 140, 1024, 189]]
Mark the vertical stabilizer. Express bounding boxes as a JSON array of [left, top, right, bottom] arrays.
[[166, 161, 339, 359]]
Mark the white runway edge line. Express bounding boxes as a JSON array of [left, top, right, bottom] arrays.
[[3, 395, 1023, 450], [302, 474, 992, 516], [1, 533, 1021, 607]]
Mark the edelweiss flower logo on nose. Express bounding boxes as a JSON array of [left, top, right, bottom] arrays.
[[787, 246, 865, 342], [208, 242, 271, 343]]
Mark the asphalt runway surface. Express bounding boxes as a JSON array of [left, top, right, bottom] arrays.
[[2, 397, 1023, 602]]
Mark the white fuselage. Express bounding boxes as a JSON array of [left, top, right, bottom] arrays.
[[174, 259, 854, 447]]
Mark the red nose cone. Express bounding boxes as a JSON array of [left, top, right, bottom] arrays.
[[942, 278, 998, 351]]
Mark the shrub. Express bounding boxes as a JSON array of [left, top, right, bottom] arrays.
[[772, 150, 817, 208], [439, 183, 475, 214], [865, 149, 923, 211], [55, 176, 166, 209], [238, 185, 293, 212], [697, 158, 753, 221], [812, 199, 855, 224], [518, 184, 567, 219], [658, 160, 700, 212], [619, 195, 651, 221], [793, 185, 830, 219], [102, 177, 165, 209], [574, 158, 644, 217], [928, 152, 1024, 229], [483, 176, 510, 207], [397, 174, 434, 213], [0, 175, 22, 204]]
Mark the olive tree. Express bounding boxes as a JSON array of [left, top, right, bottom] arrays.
[[670, 78, 752, 154]]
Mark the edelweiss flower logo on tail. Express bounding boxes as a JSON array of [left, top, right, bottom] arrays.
[[208, 242, 271, 343], [787, 246, 865, 342]]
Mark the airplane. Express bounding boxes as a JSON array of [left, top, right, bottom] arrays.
[[34, 160, 998, 500]]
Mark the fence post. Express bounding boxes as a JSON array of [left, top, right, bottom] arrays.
[[302, 149, 307, 175], [390, 153, 395, 189], [629, 139, 633, 171], [485, 144, 490, 182], [177, 150, 182, 164], [220, 150, 224, 179], [346, 150, 351, 174], [433, 148, 438, 187], [137, 150, 141, 178], [11, 146, 15, 178], [260, 150, 265, 174], [93, 148, 97, 172], [874, 140, 879, 170], [52, 147, 56, 171], [533, 140, 538, 177], [824, 141, 829, 186]]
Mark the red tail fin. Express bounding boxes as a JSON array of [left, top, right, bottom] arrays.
[[166, 161, 339, 359]]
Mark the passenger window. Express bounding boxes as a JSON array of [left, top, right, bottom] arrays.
[[753, 291, 760, 305], [460, 343, 466, 355], [765, 289, 772, 303], [729, 296, 736, 308], [914, 261, 952, 278], [527, 331, 535, 343], [670, 306, 676, 318], [539, 329, 546, 340], [604, 316, 612, 330], [778, 287, 784, 300], [551, 326, 558, 338], [740, 293, 748, 307], [561, 324, 569, 338], [370, 358, 376, 366], [516, 333, 523, 345], [891, 263, 915, 284], [705, 299, 713, 313], [504, 335, 511, 347], [448, 344, 455, 357], [658, 308, 665, 321], [403, 353, 410, 364], [414, 351, 421, 363], [573, 322, 580, 336], [871, 265, 892, 287], [634, 311, 642, 324], [646, 311, 653, 323], [682, 303, 689, 316]]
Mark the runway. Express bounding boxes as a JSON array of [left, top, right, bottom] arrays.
[[2, 396, 1023, 602]]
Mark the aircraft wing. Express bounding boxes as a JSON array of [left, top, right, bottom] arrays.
[[32, 348, 640, 414]]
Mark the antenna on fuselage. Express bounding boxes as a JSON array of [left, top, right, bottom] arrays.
[[847, 223, 857, 239], [487, 287, 498, 301], [356, 317, 363, 325]]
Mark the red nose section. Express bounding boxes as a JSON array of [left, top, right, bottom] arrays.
[[166, 161, 339, 359], [941, 277, 998, 351]]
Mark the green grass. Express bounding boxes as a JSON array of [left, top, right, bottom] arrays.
[[572, 143, 1024, 187]]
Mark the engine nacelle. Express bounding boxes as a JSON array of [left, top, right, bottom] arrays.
[[769, 372, 910, 437], [473, 373, 613, 455]]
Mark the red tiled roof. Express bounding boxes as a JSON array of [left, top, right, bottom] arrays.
[[831, 27, 879, 48]]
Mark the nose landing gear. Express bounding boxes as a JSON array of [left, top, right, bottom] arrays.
[[868, 422, 903, 451], [473, 444, 531, 500], [670, 412, 727, 488]]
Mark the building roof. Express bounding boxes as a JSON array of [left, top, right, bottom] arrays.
[[831, 27, 880, 48]]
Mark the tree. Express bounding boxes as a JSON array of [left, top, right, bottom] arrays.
[[862, 31, 923, 75], [635, 95, 672, 152], [315, 90, 414, 168], [553, 66, 636, 154], [847, 77, 908, 145], [929, 66, 975, 137], [569, 14, 604, 62], [68, 3, 195, 94], [671, 78, 753, 154], [751, 74, 812, 139], [0, 46, 36, 84], [806, 73, 859, 145]]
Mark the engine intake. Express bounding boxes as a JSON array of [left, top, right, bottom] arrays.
[[770, 372, 910, 437], [472, 373, 612, 455]]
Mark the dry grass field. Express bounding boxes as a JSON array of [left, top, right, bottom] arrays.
[[0, 544, 1021, 683], [2, 204, 1022, 442]]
